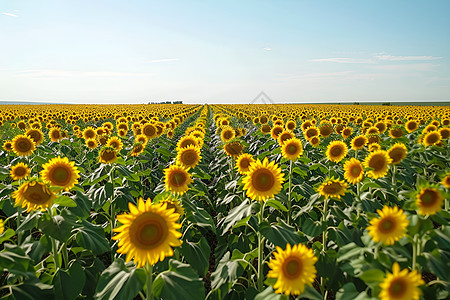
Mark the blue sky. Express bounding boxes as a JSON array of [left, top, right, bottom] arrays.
[[1, 0, 449, 104]]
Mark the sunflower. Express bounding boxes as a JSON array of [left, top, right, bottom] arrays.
[[26, 129, 44, 145], [439, 127, 450, 139], [286, 120, 296, 131], [317, 178, 348, 199], [158, 196, 185, 216], [405, 120, 418, 133], [261, 124, 271, 134], [3, 140, 13, 152], [142, 123, 158, 139], [112, 198, 182, 268], [389, 127, 404, 139], [12, 134, 36, 157], [13, 179, 56, 212], [130, 142, 145, 157], [309, 136, 320, 147], [304, 126, 319, 140], [224, 141, 244, 158], [242, 157, 284, 201], [367, 206, 409, 245], [267, 243, 317, 295], [364, 150, 392, 179], [0, 219, 4, 234], [442, 174, 450, 189], [271, 125, 284, 140], [176, 145, 201, 169], [83, 127, 96, 140], [10, 162, 31, 181], [416, 187, 444, 216], [343, 158, 364, 184], [351, 135, 368, 150], [379, 262, 424, 300], [40, 156, 80, 191], [281, 138, 303, 161], [369, 143, 381, 152], [135, 134, 148, 146], [106, 136, 124, 151], [388, 143, 408, 165], [164, 164, 192, 195], [422, 131, 441, 146], [85, 138, 98, 149], [341, 127, 353, 139], [319, 124, 333, 138], [278, 130, 295, 145], [325, 141, 348, 163], [176, 136, 199, 150], [220, 126, 235, 142], [235, 153, 255, 175], [98, 147, 118, 164]]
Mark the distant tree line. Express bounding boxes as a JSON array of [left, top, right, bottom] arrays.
[[148, 101, 183, 104]]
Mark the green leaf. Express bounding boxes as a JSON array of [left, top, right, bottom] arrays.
[[94, 258, 145, 300], [211, 252, 244, 290], [0, 228, 16, 243], [265, 199, 288, 212], [54, 195, 77, 207], [53, 261, 86, 300], [359, 269, 385, 287], [156, 147, 172, 157], [180, 237, 211, 277], [0, 244, 35, 277], [254, 286, 289, 300], [74, 220, 110, 255], [260, 220, 303, 248], [10, 277, 55, 300], [299, 285, 324, 300], [38, 210, 76, 242], [219, 199, 253, 234], [153, 260, 205, 300], [302, 218, 325, 239]]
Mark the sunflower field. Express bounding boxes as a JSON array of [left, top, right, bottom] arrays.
[[0, 103, 449, 300]]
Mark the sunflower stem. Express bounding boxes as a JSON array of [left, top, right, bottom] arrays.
[[144, 263, 154, 300], [257, 202, 265, 292], [322, 198, 328, 253], [61, 242, 69, 269], [412, 234, 418, 270], [287, 160, 293, 225], [391, 165, 396, 186], [16, 206, 23, 245], [51, 237, 61, 269]]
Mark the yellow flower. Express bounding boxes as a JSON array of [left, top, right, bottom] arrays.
[[0, 219, 4, 234], [422, 131, 441, 146], [112, 198, 182, 268], [49, 128, 63, 142], [26, 129, 44, 146], [281, 138, 303, 161], [83, 126, 96, 140], [176, 145, 201, 170], [235, 153, 255, 175], [220, 126, 235, 142], [130, 142, 145, 157], [98, 147, 118, 164], [85, 138, 98, 149], [242, 157, 284, 201], [12, 134, 36, 157], [106, 136, 124, 151], [267, 243, 317, 295], [164, 164, 192, 195], [10, 162, 31, 181], [13, 179, 56, 212], [223, 141, 244, 158], [343, 158, 364, 184], [442, 173, 450, 189], [317, 178, 348, 199], [405, 120, 418, 133], [416, 187, 444, 216], [351, 135, 368, 151], [176, 136, 200, 150], [3, 140, 13, 152], [40, 156, 80, 191], [367, 206, 409, 245], [388, 143, 408, 165], [364, 150, 392, 179], [142, 123, 158, 139], [325, 141, 348, 163], [379, 262, 424, 300]]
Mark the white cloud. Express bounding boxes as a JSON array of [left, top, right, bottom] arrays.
[[2, 12, 18, 17], [375, 55, 442, 61], [14, 69, 157, 78], [263, 47, 272, 51], [145, 58, 179, 63], [371, 63, 438, 72], [309, 57, 374, 64]]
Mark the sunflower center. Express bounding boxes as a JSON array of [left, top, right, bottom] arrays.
[[323, 182, 342, 195], [110, 141, 118, 148], [51, 166, 71, 185], [425, 133, 439, 144], [223, 130, 233, 140], [369, 155, 386, 171], [101, 150, 117, 162], [420, 190, 437, 206], [287, 144, 298, 155], [351, 165, 362, 176], [330, 146, 342, 157], [354, 138, 365, 147], [84, 130, 95, 138], [181, 151, 196, 166], [378, 218, 395, 233], [14, 167, 26, 177], [171, 172, 187, 187], [252, 169, 275, 192], [23, 183, 52, 204], [240, 159, 250, 169], [283, 257, 303, 279], [143, 125, 156, 137], [17, 139, 32, 152], [132, 213, 168, 248], [389, 278, 407, 297]]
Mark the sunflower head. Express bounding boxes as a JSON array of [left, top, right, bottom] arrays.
[[177, 136, 199, 150], [326, 140, 348, 163], [286, 120, 296, 131], [10, 162, 31, 181], [317, 177, 348, 199], [26, 129, 44, 145], [309, 136, 320, 147], [439, 127, 450, 139], [278, 130, 295, 145], [281, 138, 303, 161], [442, 173, 450, 189], [351, 135, 368, 150], [164, 164, 192, 196], [303, 126, 319, 140], [13, 179, 56, 212], [367, 206, 409, 245], [364, 150, 392, 179], [319, 124, 333, 138], [98, 146, 118, 164], [388, 143, 408, 165], [106, 136, 124, 151], [389, 127, 404, 139], [223, 141, 244, 158], [261, 124, 271, 134], [267, 243, 317, 295], [423, 131, 441, 147], [220, 126, 235, 142], [112, 198, 182, 268], [40, 156, 80, 191], [83, 127, 96, 140], [142, 123, 158, 139], [242, 157, 285, 201], [271, 125, 284, 140], [405, 120, 418, 133], [12, 134, 36, 157], [343, 158, 364, 184], [235, 153, 255, 175], [85, 138, 98, 149], [3, 140, 13, 152], [416, 186, 444, 216], [176, 144, 201, 170], [379, 262, 424, 300]]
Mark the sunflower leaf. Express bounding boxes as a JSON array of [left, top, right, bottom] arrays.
[[54, 195, 77, 207]]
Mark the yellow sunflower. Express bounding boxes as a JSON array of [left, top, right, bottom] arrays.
[[367, 206, 409, 245], [135, 134, 148, 146], [351, 135, 368, 151], [3, 140, 13, 152], [364, 150, 392, 179], [26, 129, 44, 145], [242, 157, 285, 201], [267, 243, 317, 295], [158, 196, 185, 216], [220, 126, 235, 142], [235, 153, 255, 175], [271, 125, 284, 140], [442, 174, 450, 189], [176, 136, 199, 150], [303, 126, 319, 141], [40, 156, 80, 191], [176, 145, 201, 169], [388, 143, 408, 165], [49, 128, 63, 142], [13, 179, 57, 212], [439, 127, 450, 139], [112, 198, 182, 268], [12, 134, 36, 157], [278, 130, 295, 145], [422, 131, 441, 147], [281, 137, 303, 161], [325, 140, 348, 163], [309, 136, 320, 147], [10, 162, 31, 181], [98, 147, 118, 164], [343, 158, 364, 184], [164, 164, 192, 195], [142, 123, 158, 139], [130, 142, 145, 157], [405, 120, 418, 133], [317, 178, 348, 199], [223, 141, 244, 158], [416, 187, 444, 216], [106, 136, 124, 151], [83, 126, 96, 140], [0, 219, 4, 234], [379, 262, 424, 300], [85, 138, 98, 149]]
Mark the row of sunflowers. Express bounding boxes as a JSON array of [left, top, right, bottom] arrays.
[[0, 103, 449, 300]]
